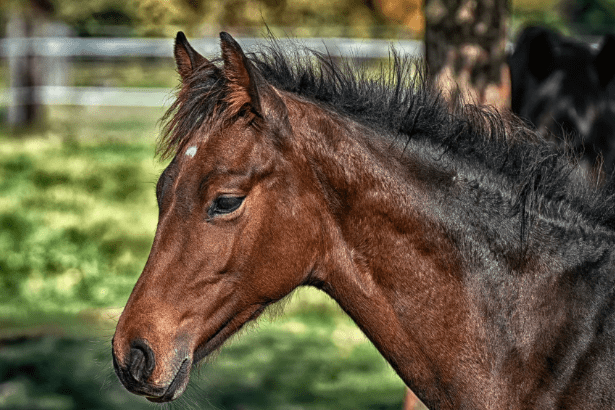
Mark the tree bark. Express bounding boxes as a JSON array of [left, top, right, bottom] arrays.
[[424, 0, 511, 109]]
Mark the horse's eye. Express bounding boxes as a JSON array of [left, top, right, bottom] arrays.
[[208, 195, 245, 217]]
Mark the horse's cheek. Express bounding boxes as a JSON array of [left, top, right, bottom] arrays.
[[247, 204, 314, 298]]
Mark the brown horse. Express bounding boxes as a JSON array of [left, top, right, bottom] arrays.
[[113, 32, 615, 409]]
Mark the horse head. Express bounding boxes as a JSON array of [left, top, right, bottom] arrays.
[[112, 32, 326, 402]]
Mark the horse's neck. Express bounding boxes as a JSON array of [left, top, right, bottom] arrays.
[[288, 97, 615, 409], [288, 100, 492, 408]]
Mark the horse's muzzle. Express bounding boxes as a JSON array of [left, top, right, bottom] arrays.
[[112, 338, 192, 402]]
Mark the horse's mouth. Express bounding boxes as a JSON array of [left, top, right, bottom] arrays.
[[193, 303, 269, 364], [139, 303, 270, 403], [146, 358, 192, 403]]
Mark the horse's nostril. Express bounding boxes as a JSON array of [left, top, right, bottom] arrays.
[[128, 342, 155, 383]]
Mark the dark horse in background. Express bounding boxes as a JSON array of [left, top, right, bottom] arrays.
[[509, 26, 615, 173], [113, 32, 615, 409]]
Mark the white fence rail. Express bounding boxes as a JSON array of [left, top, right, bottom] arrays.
[[1, 37, 422, 108], [0, 37, 422, 59], [0, 86, 173, 107]]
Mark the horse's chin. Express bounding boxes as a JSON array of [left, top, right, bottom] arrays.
[[146, 358, 192, 403]]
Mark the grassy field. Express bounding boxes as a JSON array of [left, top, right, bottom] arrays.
[[0, 106, 166, 324], [0, 105, 417, 409]]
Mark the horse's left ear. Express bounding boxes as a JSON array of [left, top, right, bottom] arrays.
[[594, 34, 615, 88]]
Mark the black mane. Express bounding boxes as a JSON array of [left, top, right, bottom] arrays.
[[160, 38, 615, 232]]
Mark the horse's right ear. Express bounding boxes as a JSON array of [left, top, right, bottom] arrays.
[[595, 34, 615, 88], [526, 28, 557, 81], [174, 32, 212, 81]]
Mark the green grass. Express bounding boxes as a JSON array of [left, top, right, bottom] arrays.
[[71, 59, 179, 88], [0, 113, 165, 321], [0, 106, 420, 409]]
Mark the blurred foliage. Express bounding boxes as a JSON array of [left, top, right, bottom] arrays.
[[0, 0, 405, 38], [511, 0, 614, 37], [0, 0, 138, 37], [376, 0, 424, 34], [510, 0, 569, 37], [47, 0, 136, 37], [560, 0, 615, 35], [128, 0, 399, 38], [2, 0, 614, 38]]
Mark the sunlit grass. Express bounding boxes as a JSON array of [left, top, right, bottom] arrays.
[[71, 59, 178, 89], [0, 107, 166, 321]]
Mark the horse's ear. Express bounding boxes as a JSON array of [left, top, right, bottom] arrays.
[[595, 34, 615, 88], [219, 32, 290, 136], [527, 28, 557, 81], [174, 31, 211, 81], [219, 32, 264, 117]]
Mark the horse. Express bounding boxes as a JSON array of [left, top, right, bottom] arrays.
[[112, 32, 615, 409], [509, 26, 615, 173]]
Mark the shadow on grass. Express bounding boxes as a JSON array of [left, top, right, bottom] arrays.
[[0, 336, 148, 410]]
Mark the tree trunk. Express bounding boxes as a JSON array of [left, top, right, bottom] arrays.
[[6, 0, 54, 129], [424, 0, 511, 109], [7, 11, 40, 128]]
